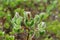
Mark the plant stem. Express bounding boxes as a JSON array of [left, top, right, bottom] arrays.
[[27, 29, 29, 40]]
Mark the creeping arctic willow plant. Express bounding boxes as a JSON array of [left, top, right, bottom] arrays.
[[11, 11, 49, 40]]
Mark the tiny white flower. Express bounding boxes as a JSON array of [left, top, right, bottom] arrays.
[[40, 12, 45, 14], [42, 22, 45, 26], [25, 11, 31, 15], [55, 15, 58, 19], [15, 12, 20, 18], [41, 22, 46, 28], [24, 11, 31, 18]]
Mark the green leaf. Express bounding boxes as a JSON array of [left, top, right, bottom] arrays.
[[4, 22, 10, 29], [5, 35, 14, 40], [6, 14, 11, 21], [15, 8, 24, 16], [0, 30, 4, 37], [0, 6, 3, 10], [46, 0, 57, 13], [43, 0, 47, 3], [24, 18, 34, 27], [35, 0, 41, 3], [34, 15, 40, 23], [39, 31, 44, 35], [10, 2, 16, 8], [39, 12, 49, 20], [16, 16, 23, 25], [0, 11, 5, 18]]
